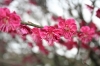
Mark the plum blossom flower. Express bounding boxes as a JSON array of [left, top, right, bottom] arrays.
[[58, 18, 77, 40], [31, 28, 41, 44], [16, 25, 32, 36], [0, 7, 21, 32], [3, 0, 13, 5], [81, 43, 90, 49], [96, 8, 100, 18], [64, 41, 77, 50], [40, 26, 61, 46], [29, 0, 37, 5], [78, 26, 95, 43], [9, 25, 32, 40], [32, 28, 48, 54], [89, 22, 97, 30], [80, 20, 87, 27]]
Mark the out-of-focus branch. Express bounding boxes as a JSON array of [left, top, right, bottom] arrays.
[[53, 54, 61, 66], [0, 58, 22, 65], [89, 50, 100, 66]]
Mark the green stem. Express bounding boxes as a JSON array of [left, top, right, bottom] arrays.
[[21, 22, 43, 28]]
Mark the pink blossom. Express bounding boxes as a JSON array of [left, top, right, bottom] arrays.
[[80, 20, 87, 27], [78, 26, 95, 43], [29, 0, 37, 5], [16, 25, 32, 36], [31, 28, 41, 44], [31, 28, 48, 54], [51, 15, 58, 21], [89, 22, 97, 30], [58, 18, 77, 40], [96, 8, 100, 18], [3, 0, 13, 5], [9, 25, 32, 40], [0, 8, 21, 32], [13, 25, 32, 40], [81, 43, 90, 49], [40, 26, 61, 46], [64, 41, 77, 50], [52, 16, 64, 22], [57, 16, 65, 23]]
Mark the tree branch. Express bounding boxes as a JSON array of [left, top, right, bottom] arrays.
[[21, 21, 43, 28]]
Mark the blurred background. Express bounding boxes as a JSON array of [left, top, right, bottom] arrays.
[[0, 0, 100, 66]]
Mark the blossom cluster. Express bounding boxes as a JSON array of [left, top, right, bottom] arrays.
[[0, 7, 99, 54]]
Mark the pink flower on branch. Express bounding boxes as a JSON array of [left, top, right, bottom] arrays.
[[40, 26, 61, 46], [81, 43, 90, 49], [58, 18, 77, 41], [0, 8, 21, 32], [89, 22, 97, 30], [16, 25, 32, 36], [32, 28, 48, 54], [96, 8, 100, 18], [64, 41, 77, 50], [9, 25, 32, 40], [3, 0, 13, 5], [31, 28, 41, 44], [78, 26, 95, 43]]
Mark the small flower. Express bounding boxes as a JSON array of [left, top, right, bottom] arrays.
[[81, 43, 90, 49], [9, 25, 32, 40], [31, 28, 48, 54], [89, 22, 97, 30], [40, 26, 61, 46], [58, 18, 77, 40], [17, 25, 32, 36], [3, 0, 13, 5], [0, 8, 21, 32], [51, 15, 58, 21], [96, 8, 100, 18], [31, 27, 41, 45], [29, 0, 37, 5], [78, 26, 95, 43], [64, 41, 77, 50], [80, 20, 87, 27]]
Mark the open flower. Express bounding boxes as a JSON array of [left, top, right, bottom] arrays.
[[40, 26, 61, 46], [32, 28, 48, 54], [0, 7, 21, 32], [78, 26, 95, 43], [58, 18, 77, 40], [64, 41, 77, 50], [16, 25, 32, 36]]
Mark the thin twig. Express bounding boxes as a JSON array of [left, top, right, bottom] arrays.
[[21, 21, 43, 28]]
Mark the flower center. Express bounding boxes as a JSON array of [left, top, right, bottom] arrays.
[[3, 17, 9, 24], [48, 33, 53, 38], [65, 25, 70, 32], [83, 34, 88, 38]]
